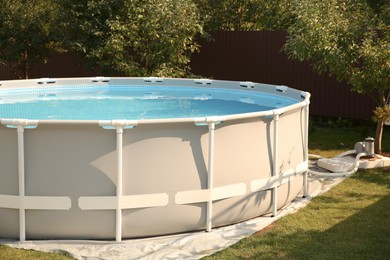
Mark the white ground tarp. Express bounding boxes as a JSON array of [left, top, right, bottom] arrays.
[[1, 176, 344, 260]]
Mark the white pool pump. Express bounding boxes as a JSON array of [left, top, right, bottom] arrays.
[[309, 137, 375, 177], [355, 137, 375, 157]]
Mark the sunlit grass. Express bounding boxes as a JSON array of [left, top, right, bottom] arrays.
[[203, 167, 390, 259], [0, 244, 74, 260]]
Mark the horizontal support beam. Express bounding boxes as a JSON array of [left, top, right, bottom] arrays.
[[0, 195, 71, 210], [251, 161, 308, 192], [0, 163, 307, 211], [79, 193, 169, 210], [175, 183, 246, 205]]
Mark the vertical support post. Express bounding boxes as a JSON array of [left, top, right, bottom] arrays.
[[206, 122, 215, 232], [303, 103, 310, 198], [17, 125, 26, 242], [271, 113, 279, 217], [116, 126, 123, 242]]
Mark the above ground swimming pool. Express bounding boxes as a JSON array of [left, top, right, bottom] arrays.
[[0, 77, 310, 241]]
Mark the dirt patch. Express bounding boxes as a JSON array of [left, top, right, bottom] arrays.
[[254, 223, 277, 236]]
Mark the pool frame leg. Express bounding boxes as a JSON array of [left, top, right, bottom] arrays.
[[17, 125, 26, 242], [271, 113, 279, 217], [116, 126, 124, 242], [206, 122, 215, 232], [303, 103, 310, 198]]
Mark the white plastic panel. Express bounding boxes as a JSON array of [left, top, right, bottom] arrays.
[[79, 193, 169, 210], [0, 195, 71, 210], [175, 183, 246, 205], [251, 161, 307, 192]]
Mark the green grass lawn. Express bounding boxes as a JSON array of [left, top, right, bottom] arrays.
[[0, 245, 73, 260], [1, 117, 390, 259], [203, 167, 390, 259], [309, 117, 390, 157]]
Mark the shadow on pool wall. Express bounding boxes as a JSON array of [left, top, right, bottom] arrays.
[[0, 77, 310, 241]]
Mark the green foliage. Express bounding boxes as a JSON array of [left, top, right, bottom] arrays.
[[284, 0, 390, 96], [196, 0, 264, 31], [350, 3, 390, 95], [0, 0, 64, 79], [61, 0, 203, 77], [373, 105, 390, 122], [283, 0, 390, 152], [196, 0, 294, 31]]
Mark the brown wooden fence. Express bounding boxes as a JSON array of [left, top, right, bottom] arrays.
[[190, 31, 377, 120], [0, 31, 377, 120]]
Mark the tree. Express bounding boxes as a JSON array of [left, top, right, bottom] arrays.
[[283, 0, 390, 153], [61, 0, 203, 77], [0, 0, 63, 79], [196, 0, 293, 31]]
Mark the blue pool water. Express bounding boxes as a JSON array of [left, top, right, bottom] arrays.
[[0, 86, 297, 120]]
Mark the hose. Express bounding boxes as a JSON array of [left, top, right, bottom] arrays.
[[308, 150, 366, 178], [308, 154, 323, 160]]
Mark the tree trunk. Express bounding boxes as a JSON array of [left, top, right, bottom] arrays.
[[374, 90, 388, 154], [24, 50, 29, 79], [375, 119, 383, 154]]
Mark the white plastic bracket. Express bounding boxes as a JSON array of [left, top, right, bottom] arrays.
[[143, 77, 164, 83], [36, 78, 57, 84], [194, 116, 225, 126], [194, 79, 213, 85], [91, 76, 111, 82], [239, 81, 255, 89], [99, 120, 138, 129], [1, 119, 39, 128], [276, 85, 288, 93]]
